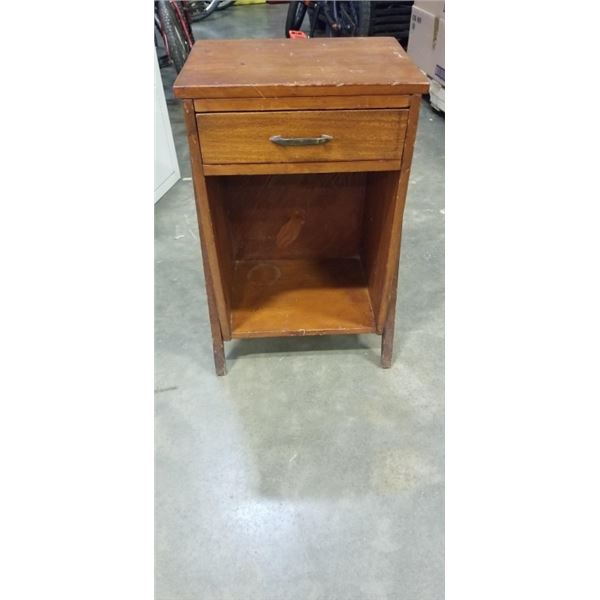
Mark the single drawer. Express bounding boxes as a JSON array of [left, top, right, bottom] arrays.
[[196, 109, 408, 165]]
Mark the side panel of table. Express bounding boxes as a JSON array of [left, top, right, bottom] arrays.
[[182, 100, 229, 375]]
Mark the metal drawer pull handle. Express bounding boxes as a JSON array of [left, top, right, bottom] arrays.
[[269, 134, 333, 146]]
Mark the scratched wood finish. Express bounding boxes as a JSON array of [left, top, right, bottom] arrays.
[[175, 39, 427, 373], [174, 38, 429, 98], [197, 110, 408, 165], [231, 258, 375, 338], [220, 173, 366, 260], [193, 95, 412, 112]]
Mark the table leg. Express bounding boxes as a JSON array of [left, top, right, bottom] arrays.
[[201, 248, 226, 376], [381, 265, 399, 369], [381, 300, 396, 369]]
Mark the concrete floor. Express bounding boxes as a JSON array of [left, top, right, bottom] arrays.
[[155, 5, 444, 599]]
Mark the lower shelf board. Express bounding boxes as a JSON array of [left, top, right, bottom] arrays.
[[230, 258, 376, 338]]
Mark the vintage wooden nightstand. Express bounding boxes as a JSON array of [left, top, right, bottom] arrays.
[[173, 38, 428, 375]]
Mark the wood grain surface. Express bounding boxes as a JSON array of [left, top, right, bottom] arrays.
[[362, 170, 401, 330], [220, 173, 366, 260], [197, 109, 408, 165], [374, 94, 422, 332], [175, 39, 427, 372], [182, 100, 227, 372], [193, 95, 412, 113], [230, 258, 376, 338], [174, 38, 430, 99], [202, 159, 401, 176], [381, 262, 399, 368]]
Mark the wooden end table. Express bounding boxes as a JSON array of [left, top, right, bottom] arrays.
[[174, 38, 428, 375]]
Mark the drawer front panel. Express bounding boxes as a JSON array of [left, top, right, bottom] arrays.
[[196, 110, 408, 165]]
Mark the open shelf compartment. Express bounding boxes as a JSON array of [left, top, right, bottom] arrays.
[[205, 171, 401, 339], [231, 257, 374, 338]]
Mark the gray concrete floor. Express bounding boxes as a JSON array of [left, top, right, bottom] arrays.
[[155, 5, 444, 599]]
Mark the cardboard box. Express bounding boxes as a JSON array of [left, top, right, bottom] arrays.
[[407, 5, 445, 86], [414, 1, 445, 18], [408, 5, 436, 78], [432, 16, 445, 85]]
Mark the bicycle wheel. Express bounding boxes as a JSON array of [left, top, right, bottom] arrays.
[[303, 1, 370, 38], [217, 0, 236, 10], [285, 1, 308, 37], [354, 0, 371, 36], [327, 1, 371, 37], [156, 1, 190, 73], [186, 0, 220, 22]]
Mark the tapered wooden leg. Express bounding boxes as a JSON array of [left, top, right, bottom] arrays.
[[201, 253, 226, 376], [211, 330, 226, 376], [203, 275, 226, 376], [380, 302, 396, 368], [381, 265, 399, 369], [198, 228, 226, 376]]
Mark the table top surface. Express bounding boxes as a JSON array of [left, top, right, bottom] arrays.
[[173, 38, 429, 99]]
